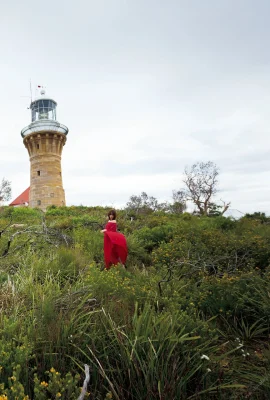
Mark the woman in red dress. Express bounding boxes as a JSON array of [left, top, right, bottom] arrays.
[[101, 209, 128, 270]]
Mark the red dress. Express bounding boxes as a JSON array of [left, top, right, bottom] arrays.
[[103, 221, 128, 269]]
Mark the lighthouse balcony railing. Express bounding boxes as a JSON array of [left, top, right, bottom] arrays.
[[21, 120, 69, 138]]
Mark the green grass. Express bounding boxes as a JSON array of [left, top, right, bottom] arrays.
[[0, 206, 270, 399]]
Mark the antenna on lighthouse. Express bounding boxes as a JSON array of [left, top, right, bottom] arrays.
[[29, 79, 32, 103]]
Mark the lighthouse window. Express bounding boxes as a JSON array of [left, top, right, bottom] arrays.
[[37, 144, 40, 149], [31, 99, 57, 122], [37, 170, 40, 176], [37, 200, 41, 206]]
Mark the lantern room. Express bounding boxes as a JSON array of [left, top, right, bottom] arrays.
[[30, 91, 57, 122]]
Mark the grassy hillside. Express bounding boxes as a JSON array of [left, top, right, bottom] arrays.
[[0, 206, 270, 399]]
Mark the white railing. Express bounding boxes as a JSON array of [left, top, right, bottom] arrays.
[[21, 120, 69, 137]]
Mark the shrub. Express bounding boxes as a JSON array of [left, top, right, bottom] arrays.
[[133, 224, 174, 252], [152, 227, 270, 273]]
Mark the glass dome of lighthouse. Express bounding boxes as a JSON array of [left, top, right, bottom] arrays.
[[31, 89, 57, 121], [21, 89, 68, 138]]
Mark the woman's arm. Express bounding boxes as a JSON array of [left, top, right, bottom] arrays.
[[100, 229, 107, 233]]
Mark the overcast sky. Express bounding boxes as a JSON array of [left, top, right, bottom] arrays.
[[1, 0, 269, 215]]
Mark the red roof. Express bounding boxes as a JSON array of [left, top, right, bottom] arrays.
[[9, 187, 30, 206]]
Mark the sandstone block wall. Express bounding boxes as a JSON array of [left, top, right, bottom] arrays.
[[23, 132, 67, 211]]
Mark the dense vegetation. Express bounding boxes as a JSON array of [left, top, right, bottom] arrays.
[[0, 206, 270, 399]]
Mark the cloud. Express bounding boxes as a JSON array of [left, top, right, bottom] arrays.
[[1, 0, 270, 214]]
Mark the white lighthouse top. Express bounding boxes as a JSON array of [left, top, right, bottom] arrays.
[[21, 88, 68, 138], [30, 89, 58, 122], [33, 88, 57, 103]]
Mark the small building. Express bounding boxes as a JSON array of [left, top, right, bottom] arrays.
[[9, 187, 30, 207]]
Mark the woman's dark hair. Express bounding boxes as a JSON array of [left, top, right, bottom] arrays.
[[108, 209, 116, 219]]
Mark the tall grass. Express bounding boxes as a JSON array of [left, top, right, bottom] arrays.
[[1, 207, 270, 398], [71, 303, 247, 400]]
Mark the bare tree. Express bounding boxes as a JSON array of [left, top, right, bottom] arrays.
[[0, 178, 12, 202], [181, 161, 230, 216]]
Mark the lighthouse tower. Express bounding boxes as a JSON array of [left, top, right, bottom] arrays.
[[21, 89, 68, 211]]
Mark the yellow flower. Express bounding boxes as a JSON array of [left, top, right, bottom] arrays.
[[50, 367, 56, 373], [40, 381, 48, 387], [106, 392, 113, 399], [56, 393, 62, 398]]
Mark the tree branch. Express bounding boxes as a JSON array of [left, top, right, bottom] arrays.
[[77, 364, 90, 400]]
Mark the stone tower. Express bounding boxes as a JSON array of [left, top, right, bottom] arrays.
[[21, 89, 68, 211]]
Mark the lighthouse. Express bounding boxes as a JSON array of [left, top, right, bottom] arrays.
[[21, 89, 68, 211]]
